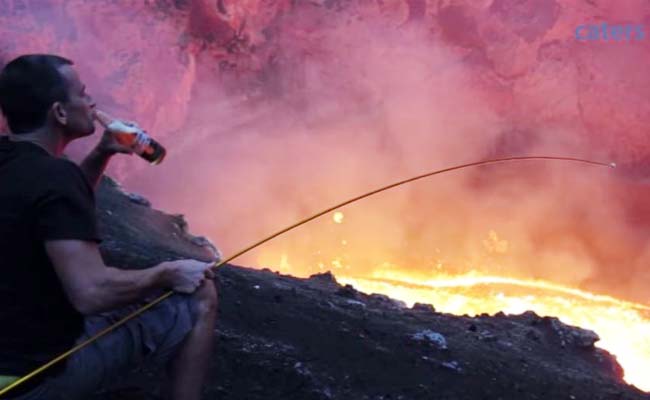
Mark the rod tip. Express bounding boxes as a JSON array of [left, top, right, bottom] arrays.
[[609, 162, 617, 168]]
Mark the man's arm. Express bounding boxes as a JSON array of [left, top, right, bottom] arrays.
[[79, 128, 135, 188], [79, 146, 114, 188], [45, 240, 214, 315]]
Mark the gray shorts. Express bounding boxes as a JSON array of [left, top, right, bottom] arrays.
[[11, 292, 198, 400]]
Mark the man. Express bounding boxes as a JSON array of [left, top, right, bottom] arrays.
[[0, 54, 218, 400]]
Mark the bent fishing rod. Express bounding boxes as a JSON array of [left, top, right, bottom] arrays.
[[0, 155, 614, 397]]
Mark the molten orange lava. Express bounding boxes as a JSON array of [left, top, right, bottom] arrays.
[[339, 267, 650, 391], [261, 255, 650, 392]]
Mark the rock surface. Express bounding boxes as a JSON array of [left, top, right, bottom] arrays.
[[88, 176, 649, 400]]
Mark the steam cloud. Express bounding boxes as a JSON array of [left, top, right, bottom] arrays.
[[1, 0, 649, 303]]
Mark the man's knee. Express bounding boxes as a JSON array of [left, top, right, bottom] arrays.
[[190, 280, 218, 320]]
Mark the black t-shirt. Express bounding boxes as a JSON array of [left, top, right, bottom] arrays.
[[0, 136, 100, 378]]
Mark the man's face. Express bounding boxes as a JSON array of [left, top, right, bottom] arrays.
[[56, 64, 96, 138]]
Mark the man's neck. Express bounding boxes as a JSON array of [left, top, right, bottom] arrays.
[[8, 127, 68, 157]]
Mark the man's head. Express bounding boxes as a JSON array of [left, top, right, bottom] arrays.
[[0, 54, 96, 138]]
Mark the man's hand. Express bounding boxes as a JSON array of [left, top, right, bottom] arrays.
[[95, 121, 142, 156], [81, 121, 145, 187], [161, 260, 216, 294], [96, 129, 133, 155], [46, 240, 218, 314]]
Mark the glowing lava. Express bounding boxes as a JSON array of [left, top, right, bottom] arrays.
[[257, 213, 650, 391], [336, 267, 650, 392], [259, 253, 650, 392]]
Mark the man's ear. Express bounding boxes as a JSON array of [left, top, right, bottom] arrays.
[[51, 102, 67, 125]]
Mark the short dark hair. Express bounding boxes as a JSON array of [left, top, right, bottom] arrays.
[[0, 54, 73, 134]]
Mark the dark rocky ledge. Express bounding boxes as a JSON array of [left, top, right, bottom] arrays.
[[90, 176, 649, 400]]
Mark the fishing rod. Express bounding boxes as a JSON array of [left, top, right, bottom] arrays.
[[0, 155, 614, 397]]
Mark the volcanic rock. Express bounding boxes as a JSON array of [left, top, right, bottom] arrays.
[[87, 176, 649, 400], [411, 330, 448, 350], [411, 302, 436, 313]]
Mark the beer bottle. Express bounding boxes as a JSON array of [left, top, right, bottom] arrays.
[[93, 109, 167, 165]]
